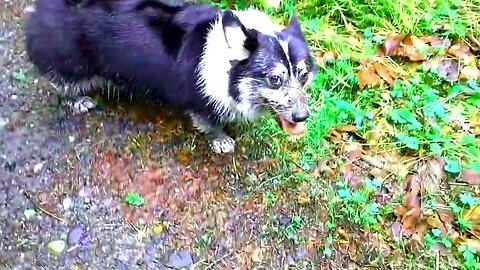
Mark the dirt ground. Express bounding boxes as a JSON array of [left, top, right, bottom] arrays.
[[0, 1, 330, 269]]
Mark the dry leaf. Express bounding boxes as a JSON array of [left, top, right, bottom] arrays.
[[419, 158, 445, 195], [297, 191, 311, 205], [395, 174, 422, 234], [464, 239, 480, 253], [448, 43, 471, 58], [397, 35, 427, 61], [459, 66, 480, 80], [460, 168, 480, 185], [245, 244, 263, 263], [384, 33, 404, 55], [358, 65, 381, 89], [373, 62, 395, 84]]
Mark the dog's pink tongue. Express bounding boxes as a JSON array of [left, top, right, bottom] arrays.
[[276, 116, 305, 135]]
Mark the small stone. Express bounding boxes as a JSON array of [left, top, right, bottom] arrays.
[[278, 215, 291, 226], [295, 247, 309, 259], [286, 254, 295, 265], [47, 240, 66, 254], [62, 197, 73, 211], [33, 162, 44, 174], [165, 250, 194, 269], [0, 118, 7, 129], [67, 225, 88, 247], [23, 209, 36, 220], [145, 244, 156, 255], [115, 261, 127, 270], [152, 222, 164, 235]]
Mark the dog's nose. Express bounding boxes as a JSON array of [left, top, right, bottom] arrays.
[[292, 108, 310, 122]]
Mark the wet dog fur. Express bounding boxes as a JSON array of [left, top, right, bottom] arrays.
[[23, 0, 318, 153]]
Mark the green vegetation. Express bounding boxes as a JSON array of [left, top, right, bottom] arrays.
[[210, 0, 480, 268]]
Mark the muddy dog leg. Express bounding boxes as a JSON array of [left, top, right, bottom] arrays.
[[189, 113, 236, 154], [49, 76, 108, 115]]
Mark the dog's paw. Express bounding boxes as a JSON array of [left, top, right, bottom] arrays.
[[211, 135, 236, 154], [68, 96, 96, 115]]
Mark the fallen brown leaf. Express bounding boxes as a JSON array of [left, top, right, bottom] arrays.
[[373, 62, 396, 84], [448, 42, 471, 58], [464, 239, 480, 253], [384, 33, 405, 55], [297, 191, 311, 205], [245, 243, 263, 263], [398, 35, 427, 61], [460, 168, 480, 185], [358, 64, 381, 89], [459, 65, 480, 80], [395, 174, 422, 234]]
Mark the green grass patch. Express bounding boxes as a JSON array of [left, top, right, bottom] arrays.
[[211, 0, 480, 268]]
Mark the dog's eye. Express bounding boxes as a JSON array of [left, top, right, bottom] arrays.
[[268, 75, 282, 88]]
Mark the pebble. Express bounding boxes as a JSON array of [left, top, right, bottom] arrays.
[[23, 209, 36, 220], [164, 250, 194, 269], [62, 197, 73, 211], [115, 261, 127, 270], [145, 244, 156, 255], [67, 225, 91, 247], [33, 162, 44, 174], [47, 240, 66, 254]]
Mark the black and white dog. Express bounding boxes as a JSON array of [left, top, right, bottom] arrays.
[[23, 0, 318, 153]]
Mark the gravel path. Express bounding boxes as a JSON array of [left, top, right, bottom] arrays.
[[0, 1, 324, 269]]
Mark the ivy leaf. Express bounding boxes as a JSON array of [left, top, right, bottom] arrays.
[[449, 202, 462, 213], [12, 69, 27, 83], [395, 133, 419, 150], [441, 237, 452, 248], [459, 193, 478, 207], [430, 143, 442, 154], [337, 189, 352, 201], [391, 109, 422, 130], [324, 247, 333, 258], [444, 159, 461, 173], [431, 228, 441, 237], [467, 161, 480, 173], [125, 192, 145, 207]]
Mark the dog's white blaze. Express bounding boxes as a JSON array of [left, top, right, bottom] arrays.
[[278, 39, 293, 76]]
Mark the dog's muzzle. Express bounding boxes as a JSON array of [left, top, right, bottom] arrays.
[[276, 89, 310, 135]]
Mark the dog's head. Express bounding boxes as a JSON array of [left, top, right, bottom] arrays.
[[223, 10, 318, 134]]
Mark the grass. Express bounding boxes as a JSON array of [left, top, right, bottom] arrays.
[[209, 0, 480, 268]]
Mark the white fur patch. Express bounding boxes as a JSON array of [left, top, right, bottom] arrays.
[[196, 9, 286, 123], [232, 8, 285, 36], [24, 5, 36, 14], [297, 60, 307, 71], [196, 13, 236, 120]]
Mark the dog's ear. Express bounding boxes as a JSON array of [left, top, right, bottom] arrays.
[[222, 10, 258, 60], [283, 14, 305, 40]]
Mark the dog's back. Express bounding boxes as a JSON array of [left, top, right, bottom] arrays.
[[23, 0, 194, 101], [23, 0, 96, 83]]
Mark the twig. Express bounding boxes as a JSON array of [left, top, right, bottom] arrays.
[[24, 191, 67, 223]]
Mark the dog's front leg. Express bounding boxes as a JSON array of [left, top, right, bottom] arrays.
[[189, 113, 236, 154], [50, 76, 113, 115]]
